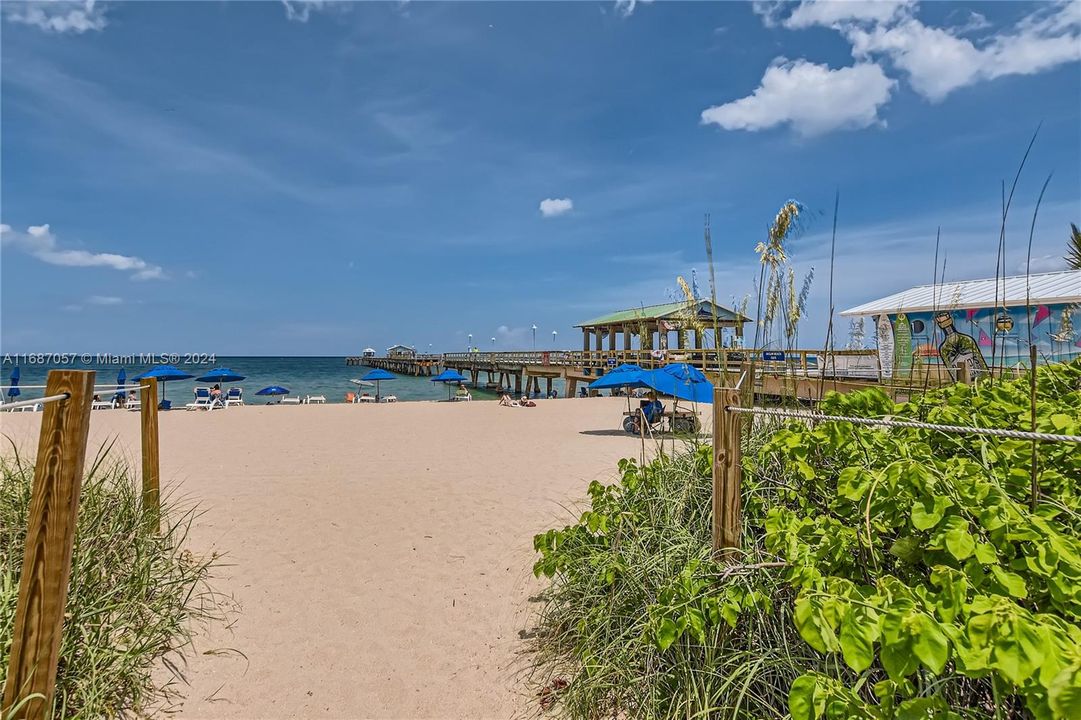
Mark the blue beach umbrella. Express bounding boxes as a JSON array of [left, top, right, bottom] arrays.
[[360, 368, 397, 402], [587, 364, 649, 391], [7, 367, 20, 400], [430, 369, 468, 400], [131, 365, 195, 406], [255, 385, 290, 403], [643, 363, 714, 404], [197, 367, 246, 384], [430, 369, 467, 383]]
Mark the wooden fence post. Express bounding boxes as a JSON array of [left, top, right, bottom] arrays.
[[140, 377, 160, 531], [3, 370, 95, 718], [712, 387, 743, 559]]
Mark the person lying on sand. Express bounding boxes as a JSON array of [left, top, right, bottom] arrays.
[[519, 396, 537, 407], [499, 393, 517, 407]]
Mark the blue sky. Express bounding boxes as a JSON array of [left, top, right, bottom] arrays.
[[2, 0, 1079, 355]]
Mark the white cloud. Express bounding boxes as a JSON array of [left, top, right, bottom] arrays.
[[87, 295, 123, 305], [614, 0, 652, 18], [2, 0, 107, 34], [281, 0, 342, 23], [0, 223, 165, 280], [539, 198, 574, 217], [845, 9, 1081, 102], [1017, 254, 1068, 274], [781, 0, 914, 30], [700, 59, 896, 136], [757, 0, 1081, 103]]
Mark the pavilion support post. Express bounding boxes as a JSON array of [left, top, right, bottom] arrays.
[[624, 328, 632, 352]]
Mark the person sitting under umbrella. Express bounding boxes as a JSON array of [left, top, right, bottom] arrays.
[[642, 392, 664, 424]]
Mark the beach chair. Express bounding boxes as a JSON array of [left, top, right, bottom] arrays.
[[281, 396, 301, 405], [381, 395, 398, 403], [186, 387, 213, 411], [358, 395, 376, 403], [91, 399, 112, 410], [306, 395, 326, 404], [225, 387, 244, 407]]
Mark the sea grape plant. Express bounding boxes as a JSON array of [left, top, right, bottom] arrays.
[[758, 360, 1081, 719]]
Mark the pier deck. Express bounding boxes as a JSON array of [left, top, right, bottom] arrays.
[[343, 348, 957, 400]]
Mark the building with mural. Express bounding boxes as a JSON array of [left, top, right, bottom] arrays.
[[840, 270, 1080, 378]]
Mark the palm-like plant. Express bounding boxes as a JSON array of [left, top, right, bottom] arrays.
[[1068, 223, 1081, 270]]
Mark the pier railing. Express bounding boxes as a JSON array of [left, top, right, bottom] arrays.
[[442, 348, 882, 377]]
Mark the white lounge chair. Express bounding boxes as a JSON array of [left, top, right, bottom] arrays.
[[225, 387, 244, 407], [358, 395, 376, 403], [281, 396, 301, 405], [306, 395, 326, 404], [187, 387, 213, 411], [381, 395, 398, 403], [91, 399, 112, 410]]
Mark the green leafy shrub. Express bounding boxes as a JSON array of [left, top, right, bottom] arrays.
[[762, 360, 1081, 719], [529, 360, 1080, 719], [0, 444, 226, 718]]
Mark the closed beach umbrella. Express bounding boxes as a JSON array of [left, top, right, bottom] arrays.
[[643, 363, 714, 404], [7, 367, 20, 400], [131, 365, 195, 406], [430, 369, 467, 400], [255, 385, 290, 404], [113, 368, 127, 405], [360, 368, 396, 402]]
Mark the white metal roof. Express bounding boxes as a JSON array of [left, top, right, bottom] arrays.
[[840, 270, 1081, 316]]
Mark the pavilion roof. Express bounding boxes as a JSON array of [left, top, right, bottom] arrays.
[[576, 299, 750, 328]]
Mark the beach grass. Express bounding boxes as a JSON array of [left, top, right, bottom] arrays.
[[0, 442, 226, 719], [525, 428, 811, 719]]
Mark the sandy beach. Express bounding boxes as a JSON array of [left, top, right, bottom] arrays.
[[0, 398, 696, 719]]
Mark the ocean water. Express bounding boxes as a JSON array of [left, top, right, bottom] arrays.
[[0, 356, 530, 404]]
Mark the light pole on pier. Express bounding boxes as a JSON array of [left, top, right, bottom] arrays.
[[532, 324, 537, 350], [491, 337, 496, 349], [552, 330, 557, 347], [468, 333, 472, 351]]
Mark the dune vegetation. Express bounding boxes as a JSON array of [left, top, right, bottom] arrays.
[[0, 444, 226, 719], [527, 360, 1081, 719]]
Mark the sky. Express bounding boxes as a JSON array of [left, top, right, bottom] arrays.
[[1, 0, 1079, 355]]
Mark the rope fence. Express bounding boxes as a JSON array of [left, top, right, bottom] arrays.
[[2, 383, 154, 391], [0, 393, 72, 413], [724, 405, 1081, 444]]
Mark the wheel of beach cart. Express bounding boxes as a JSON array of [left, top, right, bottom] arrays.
[[622, 416, 639, 435], [673, 415, 701, 434]]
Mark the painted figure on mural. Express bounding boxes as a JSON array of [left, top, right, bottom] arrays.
[[892, 312, 913, 377], [935, 311, 989, 376]]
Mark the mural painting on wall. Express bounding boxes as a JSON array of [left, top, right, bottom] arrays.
[[934, 311, 989, 377], [873, 303, 1080, 376]]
